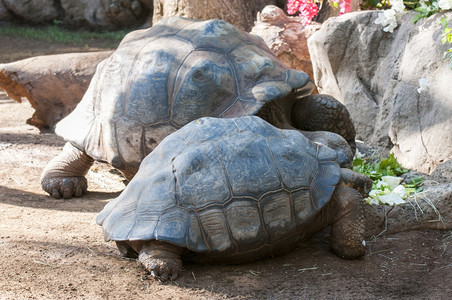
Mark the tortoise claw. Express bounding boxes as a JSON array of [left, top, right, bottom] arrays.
[[41, 176, 88, 199], [138, 241, 183, 282], [140, 256, 181, 282]]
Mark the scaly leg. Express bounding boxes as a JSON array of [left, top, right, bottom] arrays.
[[41, 142, 94, 199], [138, 241, 183, 282], [291, 94, 357, 154], [327, 185, 366, 259]]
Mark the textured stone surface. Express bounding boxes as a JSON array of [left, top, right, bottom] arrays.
[[308, 10, 452, 173], [0, 1, 13, 21], [250, 5, 320, 81], [0, 0, 150, 29], [60, 0, 149, 29], [0, 51, 112, 131], [3, 0, 62, 23]]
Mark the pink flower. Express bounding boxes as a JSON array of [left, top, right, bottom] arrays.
[[286, 0, 319, 25], [339, 0, 352, 15], [287, 0, 302, 15], [298, 0, 319, 25]]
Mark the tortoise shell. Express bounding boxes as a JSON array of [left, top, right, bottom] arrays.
[[96, 116, 340, 262], [55, 17, 313, 177]]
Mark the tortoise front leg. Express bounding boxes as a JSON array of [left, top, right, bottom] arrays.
[[327, 185, 366, 259], [138, 241, 183, 282], [41, 142, 94, 199], [291, 93, 357, 154]]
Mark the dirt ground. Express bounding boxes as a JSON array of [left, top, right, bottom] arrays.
[[1, 34, 451, 300]]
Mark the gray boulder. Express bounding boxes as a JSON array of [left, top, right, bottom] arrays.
[[60, 0, 148, 29], [3, 0, 62, 23], [0, 0, 150, 29], [0, 1, 13, 21], [308, 11, 452, 173]]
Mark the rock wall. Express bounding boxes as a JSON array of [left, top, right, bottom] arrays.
[[308, 10, 452, 173]]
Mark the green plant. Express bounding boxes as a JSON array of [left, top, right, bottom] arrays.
[[440, 16, 452, 68], [353, 153, 408, 181], [353, 154, 424, 205], [0, 24, 129, 48]]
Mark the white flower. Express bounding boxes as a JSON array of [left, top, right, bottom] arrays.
[[391, 0, 406, 13], [377, 193, 406, 205], [375, 179, 389, 189], [419, 0, 428, 9], [382, 176, 403, 189], [438, 0, 452, 10], [375, 9, 398, 33], [393, 185, 407, 198], [417, 78, 430, 93]]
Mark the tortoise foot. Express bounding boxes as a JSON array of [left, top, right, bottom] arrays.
[[138, 241, 183, 282], [41, 176, 88, 199], [41, 142, 93, 199], [329, 185, 366, 259]]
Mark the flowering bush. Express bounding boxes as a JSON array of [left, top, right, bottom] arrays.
[[372, 0, 452, 69], [286, 0, 352, 25], [374, 0, 405, 32]]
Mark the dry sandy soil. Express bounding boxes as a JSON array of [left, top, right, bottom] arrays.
[[0, 34, 451, 299]]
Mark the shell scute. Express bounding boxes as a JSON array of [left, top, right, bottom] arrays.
[[267, 131, 318, 190], [171, 51, 236, 126], [260, 191, 294, 241], [174, 143, 231, 209], [198, 208, 234, 253], [216, 132, 281, 198], [225, 199, 265, 251], [155, 206, 190, 246], [176, 19, 248, 52]]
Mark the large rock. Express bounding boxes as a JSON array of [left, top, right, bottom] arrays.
[[0, 51, 112, 131], [250, 5, 320, 81], [3, 0, 62, 23], [0, 0, 151, 29], [308, 11, 452, 173], [364, 159, 452, 238], [60, 0, 149, 29], [0, 1, 13, 21]]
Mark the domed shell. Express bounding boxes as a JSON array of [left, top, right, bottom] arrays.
[[96, 116, 340, 259], [55, 17, 313, 177]]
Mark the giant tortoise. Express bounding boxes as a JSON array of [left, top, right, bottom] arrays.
[[96, 116, 372, 281], [41, 16, 356, 199]]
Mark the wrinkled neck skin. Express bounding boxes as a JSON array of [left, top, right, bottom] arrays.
[[256, 94, 295, 129]]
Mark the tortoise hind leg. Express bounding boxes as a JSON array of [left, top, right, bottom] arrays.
[[328, 185, 366, 259], [41, 142, 94, 199], [138, 241, 183, 282]]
